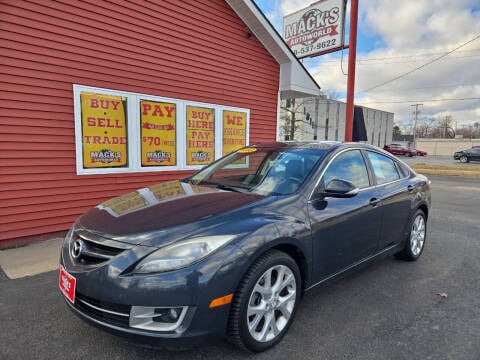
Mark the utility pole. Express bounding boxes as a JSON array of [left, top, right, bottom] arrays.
[[345, 0, 359, 142], [411, 104, 423, 148]]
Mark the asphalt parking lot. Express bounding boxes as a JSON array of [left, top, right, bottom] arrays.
[[1, 175, 479, 360], [402, 154, 479, 167]]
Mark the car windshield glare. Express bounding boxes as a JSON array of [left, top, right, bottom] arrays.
[[188, 147, 325, 196]]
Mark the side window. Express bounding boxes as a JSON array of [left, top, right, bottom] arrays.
[[323, 150, 370, 189], [367, 151, 400, 185], [396, 162, 410, 178]]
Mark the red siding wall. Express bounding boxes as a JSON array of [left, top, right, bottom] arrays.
[[0, 0, 280, 245]]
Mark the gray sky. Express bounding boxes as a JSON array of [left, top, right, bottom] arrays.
[[256, 0, 480, 130]]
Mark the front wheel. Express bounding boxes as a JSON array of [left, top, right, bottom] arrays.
[[396, 209, 427, 261], [227, 250, 301, 352], [459, 155, 469, 163]]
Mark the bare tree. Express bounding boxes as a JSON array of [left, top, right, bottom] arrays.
[[415, 117, 436, 138], [280, 98, 313, 140], [428, 115, 456, 139], [438, 115, 456, 138], [456, 122, 480, 139]]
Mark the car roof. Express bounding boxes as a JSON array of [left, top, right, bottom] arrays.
[[244, 142, 409, 171], [250, 141, 382, 153]]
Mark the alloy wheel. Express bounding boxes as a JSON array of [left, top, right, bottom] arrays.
[[410, 214, 426, 256], [246, 265, 296, 343]]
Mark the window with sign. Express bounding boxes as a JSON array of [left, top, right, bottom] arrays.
[[73, 85, 249, 175], [140, 100, 177, 167], [186, 106, 215, 166], [80, 93, 128, 169]]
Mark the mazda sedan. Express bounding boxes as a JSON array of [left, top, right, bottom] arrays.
[[59, 142, 431, 352]]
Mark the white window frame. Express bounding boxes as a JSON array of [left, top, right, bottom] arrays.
[[73, 85, 250, 175]]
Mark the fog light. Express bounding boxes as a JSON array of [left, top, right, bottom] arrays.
[[130, 306, 188, 332], [153, 307, 182, 323]]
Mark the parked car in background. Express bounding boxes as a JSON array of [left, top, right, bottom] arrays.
[[454, 147, 480, 163], [383, 144, 417, 157], [414, 148, 427, 157], [59, 142, 431, 352]]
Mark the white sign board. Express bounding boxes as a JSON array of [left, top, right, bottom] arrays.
[[283, 0, 345, 58]]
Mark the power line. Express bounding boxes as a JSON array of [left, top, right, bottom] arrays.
[[346, 54, 480, 66], [357, 34, 480, 93], [319, 53, 480, 65], [316, 49, 480, 63], [357, 97, 480, 105], [355, 82, 479, 93]]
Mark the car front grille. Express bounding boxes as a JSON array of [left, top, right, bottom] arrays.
[[75, 292, 131, 328], [70, 229, 132, 266]]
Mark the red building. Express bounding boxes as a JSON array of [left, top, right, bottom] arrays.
[[0, 0, 319, 248]]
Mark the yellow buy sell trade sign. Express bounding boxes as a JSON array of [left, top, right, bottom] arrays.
[[81, 92, 128, 168], [186, 106, 215, 165], [140, 100, 176, 166]]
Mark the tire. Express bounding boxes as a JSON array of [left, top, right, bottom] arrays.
[[227, 250, 301, 352], [459, 155, 469, 163], [395, 209, 427, 261]]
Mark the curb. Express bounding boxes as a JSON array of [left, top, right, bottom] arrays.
[[0, 266, 9, 281], [411, 164, 480, 178]]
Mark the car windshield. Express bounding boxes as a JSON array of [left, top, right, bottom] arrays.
[[187, 146, 326, 196]]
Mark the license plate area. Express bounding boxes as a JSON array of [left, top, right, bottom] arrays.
[[59, 265, 76, 304]]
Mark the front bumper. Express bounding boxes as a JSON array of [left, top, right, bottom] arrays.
[[59, 235, 249, 345], [64, 299, 216, 347]]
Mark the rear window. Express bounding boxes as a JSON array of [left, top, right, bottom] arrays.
[[366, 151, 400, 185], [396, 162, 411, 178]]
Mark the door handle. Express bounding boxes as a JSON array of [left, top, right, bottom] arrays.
[[369, 198, 381, 207], [407, 185, 416, 192]]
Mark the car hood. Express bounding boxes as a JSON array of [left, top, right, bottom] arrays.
[[76, 180, 265, 245]]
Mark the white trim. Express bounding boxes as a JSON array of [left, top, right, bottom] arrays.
[[73, 85, 250, 175], [276, 90, 281, 141], [226, 0, 321, 99]]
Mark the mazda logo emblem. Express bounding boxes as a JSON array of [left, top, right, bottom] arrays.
[[71, 239, 84, 259]]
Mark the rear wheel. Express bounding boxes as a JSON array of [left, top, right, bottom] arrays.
[[228, 250, 301, 352], [459, 155, 469, 163], [396, 209, 427, 261]]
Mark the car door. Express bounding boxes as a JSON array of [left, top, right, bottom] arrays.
[[308, 149, 382, 282], [470, 148, 480, 161], [365, 151, 413, 250]]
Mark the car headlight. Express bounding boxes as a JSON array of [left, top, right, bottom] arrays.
[[132, 235, 236, 274]]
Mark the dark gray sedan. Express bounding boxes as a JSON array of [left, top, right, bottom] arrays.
[[454, 147, 480, 163], [59, 142, 431, 352]]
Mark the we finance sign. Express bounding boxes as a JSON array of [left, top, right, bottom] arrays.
[[283, 0, 345, 58]]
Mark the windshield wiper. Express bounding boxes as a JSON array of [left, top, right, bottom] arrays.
[[192, 181, 248, 193], [215, 184, 244, 193]]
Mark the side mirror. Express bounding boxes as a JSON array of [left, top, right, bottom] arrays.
[[321, 179, 359, 198]]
